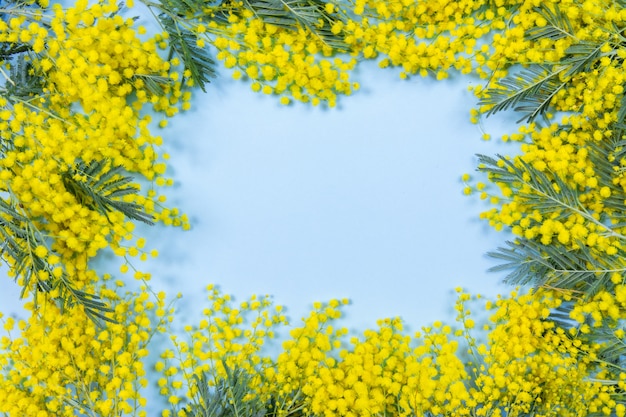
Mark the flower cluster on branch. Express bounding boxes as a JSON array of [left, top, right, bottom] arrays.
[[2, 0, 626, 416]]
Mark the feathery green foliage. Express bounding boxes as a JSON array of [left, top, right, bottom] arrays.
[[141, 0, 217, 91], [142, 0, 347, 92], [478, 150, 626, 295], [480, 66, 566, 123], [0, 43, 30, 61], [132, 73, 174, 97], [61, 159, 155, 226], [524, 5, 575, 42], [478, 153, 625, 238], [240, 0, 347, 49], [186, 363, 266, 417], [586, 135, 626, 215], [480, 39, 605, 123], [487, 238, 623, 295], [158, 14, 216, 92], [478, 154, 584, 222], [0, 42, 44, 103]]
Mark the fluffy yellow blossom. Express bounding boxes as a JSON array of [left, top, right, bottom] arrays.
[[0, 0, 190, 310], [0, 281, 170, 416], [153, 286, 618, 417]]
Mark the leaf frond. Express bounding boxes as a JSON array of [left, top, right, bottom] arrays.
[[62, 159, 155, 225], [157, 15, 216, 92], [245, 0, 346, 49], [525, 5, 575, 42], [0, 51, 45, 101], [586, 138, 626, 222], [488, 238, 621, 296], [561, 41, 604, 79], [476, 154, 626, 244], [547, 300, 579, 329], [617, 95, 626, 128], [480, 66, 566, 123], [477, 154, 581, 221], [132, 73, 174, 96], [189, 361, 266, 417], [52, 274, 116, 326]]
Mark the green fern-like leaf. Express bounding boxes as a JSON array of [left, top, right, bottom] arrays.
[[0, 43, 30, 60], [187, 362, 266, 417], [617, 94, 626, 127], [488, 238, 621, 295], [561, 41, 604, 78], [479, 152, 626, 296], [547, 300, 579, 329], [592, 326, 626, 369], [525, 5, 575, 42], [0, 201, 40, 294], [142, 0, 216, 90], [51, 276, 116, 326], [480, 66, 567, 123], [477, 154, 585, 222], [243, 0, 346, 49], [132, 73, 174, 96], [62, 159, 155, 225], [586, 138, 626, 224], [477, 153, 626, 243], [158, 15, 216, 92]]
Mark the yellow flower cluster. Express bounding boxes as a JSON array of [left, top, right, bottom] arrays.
[[4, 0, 626, 416], [0, 279, 170, 416], [567, 284, 626, 416], [478, 117, 625, 255], [298, 316, 471, 417], [272, 299, 348, 406], [342, 0, 507, 81], [570, 283, 626, 328], [202, 9, 358, 107], [475, 290, 611, 416], [151, 286, 618, 417], [0, 0, 189, 297], [465, 0, 626, 256], [155, 284, 287, 416], [202, 0, 511, 105]]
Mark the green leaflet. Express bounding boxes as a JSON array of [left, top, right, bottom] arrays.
[[241, 0, 347, 50], [61, 159, 155, 226], [186, 362, 266, 417], [158, 14, 217, 92]]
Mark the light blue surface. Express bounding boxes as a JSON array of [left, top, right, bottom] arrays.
[[127, 63, 518, 332], [0, 62, 520, 334]]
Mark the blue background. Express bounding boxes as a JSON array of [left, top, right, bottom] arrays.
[[1, 61, 520, 333]]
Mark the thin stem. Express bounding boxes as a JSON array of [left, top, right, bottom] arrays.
[[0, 7, 49, 20], [0, 67, 16, 86]]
